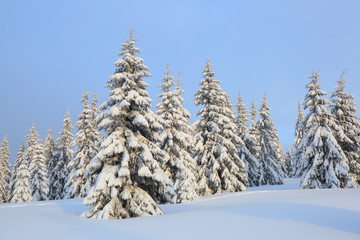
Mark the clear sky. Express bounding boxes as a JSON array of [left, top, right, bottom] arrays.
[[1, 0, 360, 165]]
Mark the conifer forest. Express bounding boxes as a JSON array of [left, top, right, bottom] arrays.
[[1, 30, 359, 222], [2, 2, 360, 239]]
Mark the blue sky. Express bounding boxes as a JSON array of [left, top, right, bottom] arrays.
[[1, 0, 360, 164]]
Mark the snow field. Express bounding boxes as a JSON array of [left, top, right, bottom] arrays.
[[0, 179, 359, 240]]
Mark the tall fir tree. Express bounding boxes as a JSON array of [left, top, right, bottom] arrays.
[[48, 109, 74, 200], [84, 92, 102, 190], [66, 91, 100, 198], [29, 139, 49, 201], [8, 143, 23, 202], [25, 125, 48, 201], [156, 66, 198, 203], [249, 101, 261, 155], [83, 30, 174, 219], [90, 91, 100, 123], [25, 124, 39, 164], [9, 143, 32, 203], [330, 72, 360, 186], [294, 100, 305, 148], [235, 92, 260, 187], [235, 92, 249, 136], [8, 143, 24, 202], [296, 72, 354, 189], [0, 135, 11, 203], [257, 93, 284, 185], [194, 59, 247, 196], [44, 129, 58, 179], [292, 101, 305, 177]]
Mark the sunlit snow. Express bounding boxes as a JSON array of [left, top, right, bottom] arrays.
[[0, 178, 359, 240]]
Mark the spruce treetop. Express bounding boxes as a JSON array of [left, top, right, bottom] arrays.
[[250, 101, 258, 127], [58, 109, 73, 149], [296, 100, 304, 128], [303, 72, 330, 128], [235, 91, 249, 135], [0, 135, 10, 161], [294, 100, 304, 142], [331, 71, 359, 128], [26, 124, 40, 147]]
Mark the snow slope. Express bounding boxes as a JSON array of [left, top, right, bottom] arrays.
[[0, 179, 359, 240]]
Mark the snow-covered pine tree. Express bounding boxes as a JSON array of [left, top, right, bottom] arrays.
[[7, 143, 24, 202], [25, 124, 39, 164], [249, 101, 261, 155], [156, 65, 198, 203], [297, 72, 354, 189], [0, 135, 11, 203], [24, 125, 48, 201], [10, 143, 32, 203], [292, 100, 306, 177], [91, 91, 100, 123], [294, 101, 305, 148], [235, 92, 249, 136], [48, 109, 74, 200], [257, 93, 284, 185], [29, 139, 49, 201], [83, 30, 174, 219], [235, 92, 260, 187], [330, 72, 360, 186], [84, 91, 102, 190], [44, 128, 57, 178], [194, 59, 247, 196], [66, 91, 100, 198], [285, 147, 293, 177], [262, 104, 286, 177]]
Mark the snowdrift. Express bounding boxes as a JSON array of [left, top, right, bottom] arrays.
[[0, 179, 359, 240]]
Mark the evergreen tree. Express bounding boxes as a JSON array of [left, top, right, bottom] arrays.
[[29, 140, 49, 201], [24, 125, 48, 201], [66, 91, 100, 198], [297, 72, 354, 189], [235, 92, 260, 187], [8, 143, 25, 202], [90, 91, 100, 123], [294, 100, 305, 148], [235, 92, 249, 135], [48, 109, 74, 200], [249, 101, 261, 156], [285, 147, 293, 177], [10, 144, 32, 203], [83, 30, 174, 219], [0, 135, 11, 203], [194, 59, 247, 196], [257, 93, 284, 185], [156, 66, 198, 203], [44, 128, 57, 178], [292, 101, 305, 177], [84, 92, 102, 190], [330, 72, 360, 186], [24, 124, 39, 168]]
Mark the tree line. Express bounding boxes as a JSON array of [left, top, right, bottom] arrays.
[[0, 30, 359, 219]]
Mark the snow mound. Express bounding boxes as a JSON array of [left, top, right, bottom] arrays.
[[0, 178, 359, 240]]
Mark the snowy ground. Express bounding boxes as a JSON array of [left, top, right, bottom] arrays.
[[1, 178, 359, 240]]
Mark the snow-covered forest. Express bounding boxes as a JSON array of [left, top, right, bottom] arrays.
[[0, 31, 360, 222]]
